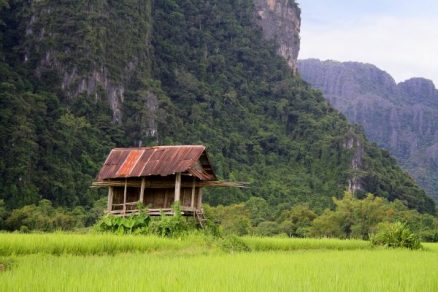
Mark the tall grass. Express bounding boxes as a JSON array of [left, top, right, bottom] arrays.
[[0, 233, 372, 256], [0, 233, 437, 291], [242, 236, 370, 251], [0, 248, 437, 291], [0, 233, 208, 256]]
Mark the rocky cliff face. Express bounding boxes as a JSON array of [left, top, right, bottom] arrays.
[[298, 59, 438, 201], [254, 0, 300, 73], [21, 0, 301, 129], [21, 0, 154, 127]]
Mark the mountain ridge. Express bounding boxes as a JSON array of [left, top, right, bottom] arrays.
[[298, 58, 438, 202]]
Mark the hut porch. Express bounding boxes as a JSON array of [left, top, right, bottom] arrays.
[[101, 174, 203, 216]]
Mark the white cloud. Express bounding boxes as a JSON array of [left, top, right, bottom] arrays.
[[300, 16, 438, 86]]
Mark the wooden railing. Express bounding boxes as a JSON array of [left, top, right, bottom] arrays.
[[108, 204, 199, 216]]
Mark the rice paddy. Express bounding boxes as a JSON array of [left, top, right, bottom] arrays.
[[0, 233, 437, 291]]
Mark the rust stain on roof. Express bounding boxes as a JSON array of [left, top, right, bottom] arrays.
[[96, 145, 216, 181], [116, 150, 144, 177]]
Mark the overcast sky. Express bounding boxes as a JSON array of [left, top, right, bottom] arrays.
[[298, 0, 438, 86]]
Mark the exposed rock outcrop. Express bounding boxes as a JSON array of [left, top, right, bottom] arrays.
[[22, 0, 154, 123], [254, 0, 301, 73], [298, 59, 438, 201], [344, 131, 365, 193]]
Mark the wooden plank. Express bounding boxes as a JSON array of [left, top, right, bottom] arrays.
[[112, 202, 137, 206], [197, 188, 203, 209], [107, 186, 113, 212], [92, 180, 248, 189], [174, 172, 181, 202], [122, 178, 127, 215], [110, 207, 196, 217], [139, 177, 145, 204]]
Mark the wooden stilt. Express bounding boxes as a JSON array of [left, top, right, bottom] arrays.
[[174, 173, 181, 202], [123, 178, 127, 215], [107, 186, 113, 212], [174, 173, 181, 216], [139, 177, 145, 204], [197, 188, 203, 209], [190, 178, 196, 209]]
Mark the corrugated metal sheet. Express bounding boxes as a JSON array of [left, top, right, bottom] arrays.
[[96, 145, 217, 181]]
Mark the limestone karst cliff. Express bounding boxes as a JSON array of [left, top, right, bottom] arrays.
[[20, 0, 302, 135], [254, 0, 301, 73], [21, 0, 153, 124], [298, 59, 438, 202]]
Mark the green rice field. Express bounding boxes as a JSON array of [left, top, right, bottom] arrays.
[[0, 233, 437, 291]]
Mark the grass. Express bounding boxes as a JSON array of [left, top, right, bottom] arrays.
[[0, 233, 437, 291], [0, 233, 371, 256], [242, 236, 370, 251], [0, 249, 437, 291], [0, 232, 209, 256]]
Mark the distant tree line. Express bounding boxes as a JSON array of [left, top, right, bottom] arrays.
[[0, 192, 436, 243], [205, 192, 438, 242]]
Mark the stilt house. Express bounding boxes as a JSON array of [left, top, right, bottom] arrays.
[[92, 145, 241, 217]]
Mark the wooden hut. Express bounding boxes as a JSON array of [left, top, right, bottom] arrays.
[[92, 145, 242, 218]]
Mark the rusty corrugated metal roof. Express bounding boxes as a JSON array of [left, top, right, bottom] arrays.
[[96, 145, 217, 181]]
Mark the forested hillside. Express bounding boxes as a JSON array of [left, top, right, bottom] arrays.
[[0, 0, 435, 224]]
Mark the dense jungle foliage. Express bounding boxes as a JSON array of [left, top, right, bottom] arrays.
[[205, 192, 438, 242], [0, 0, 435, 231], [1, 193, 436, 242]]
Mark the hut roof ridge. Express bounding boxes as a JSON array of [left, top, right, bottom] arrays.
[[96, 145, 216, 181], [111, 145, 206, 150]]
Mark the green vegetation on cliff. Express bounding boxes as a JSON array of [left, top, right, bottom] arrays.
[[0, 0, 435, 228], [149, 0, 434, 213]]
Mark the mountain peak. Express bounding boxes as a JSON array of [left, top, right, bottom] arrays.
[[298, 58, 438, 202], [398, 78, 437, 100], [255, 0, 301, 73]]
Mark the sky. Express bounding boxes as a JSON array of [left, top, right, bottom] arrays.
[[298, 0, 438, 86]]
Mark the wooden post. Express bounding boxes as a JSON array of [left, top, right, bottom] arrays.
[[197, 188, 203, 209], [174, 172, 181, 202], [107, 186, 114, 212], [139, 178, 145, 204], [123, 178, 127, 215], [190, 178, 196, 209]]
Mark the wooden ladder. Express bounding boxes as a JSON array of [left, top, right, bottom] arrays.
[[195, 210, 207, 228]]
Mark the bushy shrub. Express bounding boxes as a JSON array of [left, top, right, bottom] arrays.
[[254, 221, 279, 236], [148, 215, 191, 237], [94, 214, 150, 235], [202, 218, 221, 237], [95, 203, 198, 237], [148, 203, 197, 237], [309, 192, 390, 239], [219, 235, 251, 252], [4, 200, 86, 231], [277, 204, 317, 237], [204, 203, 252, 235], [418, 230, 438, 243], [371, 222, 422, 249]]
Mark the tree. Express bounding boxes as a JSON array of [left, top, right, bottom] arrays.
[[278, 204, 317, 237]]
